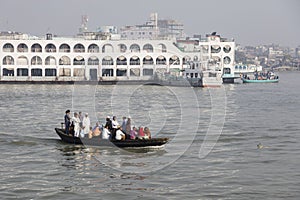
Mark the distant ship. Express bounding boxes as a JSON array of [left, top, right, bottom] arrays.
[[0, 14, 236, 87]]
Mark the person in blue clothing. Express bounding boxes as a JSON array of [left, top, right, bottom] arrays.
[[64, 110, 71, 135]]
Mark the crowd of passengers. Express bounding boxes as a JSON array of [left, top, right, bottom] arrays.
[[64, 110, 151, 141], [241, 70, 279, 80]]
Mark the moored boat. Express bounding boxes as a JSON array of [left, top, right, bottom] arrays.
[[55, 128, 169, 148]]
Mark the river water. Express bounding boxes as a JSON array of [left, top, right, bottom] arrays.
[[0, 71, 299, 199]]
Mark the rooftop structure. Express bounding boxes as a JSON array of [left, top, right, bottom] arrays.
[[120, 13, 184, 40]]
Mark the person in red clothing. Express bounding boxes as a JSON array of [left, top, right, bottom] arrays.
[[138, 127, 145, 139]]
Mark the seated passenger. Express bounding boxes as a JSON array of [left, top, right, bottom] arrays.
[[102, 125, 111, 140], [115, 126, 125, 140], [144, 127, 151, 139], [88, 127, 93, 139], [91, 122, 101, 138], [130, 127, 138, 140], [138, 127, 145, 139]]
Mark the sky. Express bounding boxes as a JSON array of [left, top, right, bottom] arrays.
[[0, 0, 299, 47]]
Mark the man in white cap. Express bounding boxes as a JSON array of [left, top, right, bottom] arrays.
[[105, 116, 112, 131]]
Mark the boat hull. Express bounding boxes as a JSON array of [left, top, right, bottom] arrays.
[[242, 78, 279, 83], [55, 128, 169, 148]]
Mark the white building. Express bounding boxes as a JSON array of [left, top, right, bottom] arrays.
[[0, 31, 235, 85]]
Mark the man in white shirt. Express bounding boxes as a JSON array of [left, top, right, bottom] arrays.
[[112, 116, 119, 129], [72, 112, 81, 137], [81, 113, 90, 137], [111, 116, 119, 139], [102, 125, 111, 140], [115, 126, 125, 140]]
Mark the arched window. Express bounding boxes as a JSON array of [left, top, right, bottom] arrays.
[[201, 45, 209, 53], [88, 56, 99, 65], [118, 44, 127, 53], [31, 43, 42, 52], [130, 44, 140, 53], [156, 56, 166, 65], [117, 56, 127, 65], [102, 44, 114, 53], [31, 56, 42, 65], [3, 43, 14, 52], [223, 68, 231, 74], [223, 45, 231, 53], [169, 56, 180, 65], [211, 45, 221, 53], [59, 44, 71, 53], [183, 56, 191, 65], [59, 56, 71, 65], [211, 56, 221, 63], [158, 44, 167, 53], [45, 44, 56, 53], [73, 56, 85, 65], [102, 56, 114, 65], [88, 44, 99, 53], [45, 56, 56, 65], [130, 56, 140, 65], [3, 56, 14, 65], [74, 43, 85, 53], [143, 56, 154, 65], [143, 44, 154, 53], [223, 56, 231, 64], [17, 43, 28, 52], [17, 56, 29, 65]]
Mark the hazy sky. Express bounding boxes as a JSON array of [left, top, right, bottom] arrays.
[[0, 0, 299, 47]]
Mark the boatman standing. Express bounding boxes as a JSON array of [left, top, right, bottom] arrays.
[[64, 110, 71, 135], [111, 116, 119, 139]]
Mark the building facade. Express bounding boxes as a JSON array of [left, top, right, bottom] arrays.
[[0, 32, 235, 83]]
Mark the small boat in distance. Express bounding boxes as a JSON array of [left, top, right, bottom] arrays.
[[241, 71, 279, 83], [55, 128, 169, 148], [241, 78, 279, 83]]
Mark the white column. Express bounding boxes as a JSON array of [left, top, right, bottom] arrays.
[[28, 65, 31, 77], [127, 65, 130, 78], [56, 66, 59, 78], [99, 65, 102, 78], [85, 66, 89, 80], [113, 65, 117, 77], [42, 68, 45, 77]]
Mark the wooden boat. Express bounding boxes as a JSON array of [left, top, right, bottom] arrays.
[[242, 78, 279, 83], [55, 128, 169, 148]]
